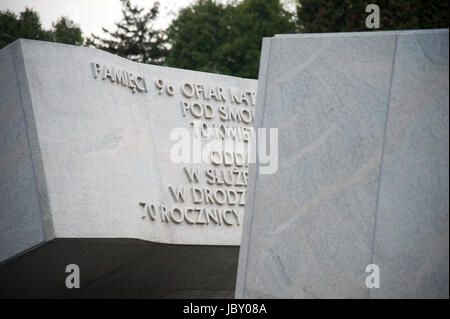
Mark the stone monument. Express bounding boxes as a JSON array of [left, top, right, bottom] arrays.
[[0, 39, 257, 298], [236, 29, 449, 299]]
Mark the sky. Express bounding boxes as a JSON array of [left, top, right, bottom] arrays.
[[0, 0, 197, 37]]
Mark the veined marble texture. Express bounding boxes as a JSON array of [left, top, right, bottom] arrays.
[[0, 40, 257, 263], [236, 29, 449, 299]]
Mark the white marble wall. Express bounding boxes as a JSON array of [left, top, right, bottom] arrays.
[[0, 40, 257, 263], [236, 29, 449, 299]]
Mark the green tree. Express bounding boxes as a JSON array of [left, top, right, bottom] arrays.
[[166, 0, 296, 79], [53, 17, 83, 45], [0, 10, 18, 48], [166, 0, 227, 73], [220, 0, 296, 78], [88, 0, 168, 65], [412, 0, 449, 29], [0, 8, 83, 49], [17, 7, 50, 40], [296, 0, 449, 32]]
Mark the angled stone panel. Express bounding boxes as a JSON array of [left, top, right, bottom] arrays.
[[236, 29, 449, 299], [0, 40, 256, 298]]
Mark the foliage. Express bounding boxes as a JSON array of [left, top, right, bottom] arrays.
[[166, 0, 296, 79], [296, 0, 449, 32], [0, 8, 83, 49], [87, 0, 168, 65], [53, 17, 83, 45]]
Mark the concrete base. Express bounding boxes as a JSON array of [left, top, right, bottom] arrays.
[[0, 239, 239, 298]]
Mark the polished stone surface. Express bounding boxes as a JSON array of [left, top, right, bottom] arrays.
[[236, 29, 449, 299], [0, 40, 256, 297], [0, 42, 46, 263], [0, 40, 256, 262]]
